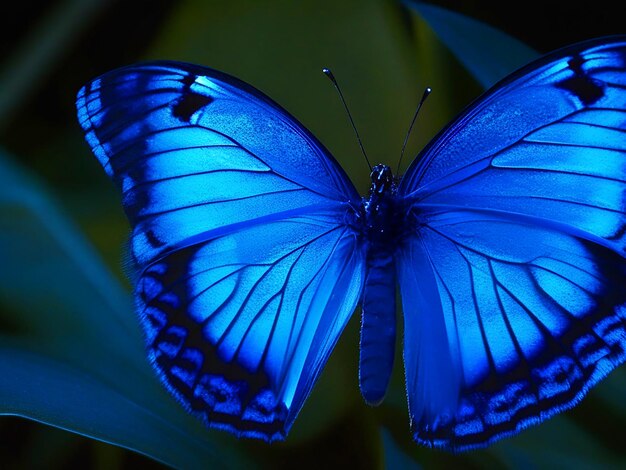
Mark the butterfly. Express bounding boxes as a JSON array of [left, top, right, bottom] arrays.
[[76, 36, 626, 451]]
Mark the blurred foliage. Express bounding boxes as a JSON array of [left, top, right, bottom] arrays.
[[403, 0, 539, 88], [0, 0, 625, 468]]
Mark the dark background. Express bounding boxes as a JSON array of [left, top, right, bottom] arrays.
[[0, 1, 625, 468]]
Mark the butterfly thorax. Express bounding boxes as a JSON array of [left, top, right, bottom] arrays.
[[361, 164, 400, 246], [357, 163, 399, 405]]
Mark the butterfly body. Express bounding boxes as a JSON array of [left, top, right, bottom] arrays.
[[77, 36, 626, 451], [358, 164, 402, 405]]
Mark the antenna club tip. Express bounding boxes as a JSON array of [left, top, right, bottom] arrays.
[[425, 87, 432, 94], [322, 67, 335, 80]]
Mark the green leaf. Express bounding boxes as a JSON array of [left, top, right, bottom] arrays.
[[404, 1, 539, 89], [0, 151, 143, 369], [381, 428, 421, 470], [0, 343, 244, 469]]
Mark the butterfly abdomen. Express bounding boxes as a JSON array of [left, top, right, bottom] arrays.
[[360, 248, 396, 405], [358, 164, 401, 405]]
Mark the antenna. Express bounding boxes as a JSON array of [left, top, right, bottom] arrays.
[[322, 67, 372, 172], [397, 87, 432, 174]]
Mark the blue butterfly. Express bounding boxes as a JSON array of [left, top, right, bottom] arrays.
[[76, 36, 626, 451]]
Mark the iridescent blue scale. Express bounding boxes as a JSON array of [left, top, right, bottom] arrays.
[[77, 36, 626, 450]]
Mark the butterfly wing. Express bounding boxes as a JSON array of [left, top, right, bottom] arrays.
[[76, 62, 365, 440], [398, 37, 626, 450]]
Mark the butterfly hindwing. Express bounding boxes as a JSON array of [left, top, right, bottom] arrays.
[[76, 62, 365, 439], [139, 211, 364, 439], [399, 37, 626, 450], [399, 210, 626, 449]]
